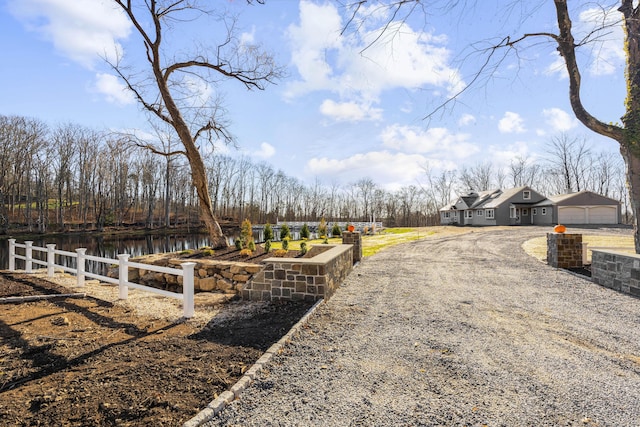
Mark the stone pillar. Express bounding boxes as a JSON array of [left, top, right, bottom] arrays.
[[547, 233, 583, 269], [342, 231, 362, 264]]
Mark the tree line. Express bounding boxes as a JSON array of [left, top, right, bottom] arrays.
[[0, 114, 631, 235]]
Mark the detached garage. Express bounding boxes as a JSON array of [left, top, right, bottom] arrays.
[[533, 191, 621, 225]]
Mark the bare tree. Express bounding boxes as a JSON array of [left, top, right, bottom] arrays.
[[510, 155, 542, 189], [458, 162, 495, 192], [111, 0, 284, 248], [545, 134, 591, 193]]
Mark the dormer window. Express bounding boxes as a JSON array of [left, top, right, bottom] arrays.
[[523, 190, 531, 200]]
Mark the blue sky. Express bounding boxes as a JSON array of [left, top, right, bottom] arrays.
[[0, 0, 626, 190]]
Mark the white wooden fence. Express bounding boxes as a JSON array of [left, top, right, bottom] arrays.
[[7, 239, 196, 318]]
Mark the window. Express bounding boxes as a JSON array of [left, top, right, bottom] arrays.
[[465, 210, 473, 219], [533, 208, 537, 215], [522, 208, 528, 215], [444, 212, 450, 218], [477, 210, 483, 216], [453, 212, 458, 218], [510, 206, 517, 218], [485, 209, 495, 219], [541, 208, 547, 215], [523, 190, 531, 200]]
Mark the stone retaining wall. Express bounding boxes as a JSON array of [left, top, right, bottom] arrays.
[[547, 233, 583, 269], [243, 244, 354, 302], [591, 250, 640, 297], [111, 256, 261, 295]]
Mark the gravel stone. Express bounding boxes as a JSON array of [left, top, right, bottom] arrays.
[[205, 227, 640, 426]]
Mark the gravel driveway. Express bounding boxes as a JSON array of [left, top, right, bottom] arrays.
[[206, 227, 640, 426]]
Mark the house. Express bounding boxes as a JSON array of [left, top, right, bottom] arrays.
[[531, 190, 621, 225], [440, 186, 546, 226]]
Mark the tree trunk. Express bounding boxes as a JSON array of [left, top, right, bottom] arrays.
[[620, 145, 640, 250], [190, 152, 228, 248]]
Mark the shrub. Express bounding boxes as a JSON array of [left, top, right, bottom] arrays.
[[239, 248, 252, 257], [282, 237, 289, 251], [280, 223, 291, 240], [318, 217, 327, 237], [180, 249, 194, 255], [273, 249, 288, 257], [202, 248, 215, 257], [264, 239, 272, 253], [240, 218, 254, 249], [263, 223, 274, 242], [300, 223, 310, 239], [247, 240, 256, 252], [235, 239, 243, 250], [300, 241, 308, 255], [331, 223, 342, 237], [323, 237, 329, 244]]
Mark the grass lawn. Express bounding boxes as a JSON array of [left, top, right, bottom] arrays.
[[266, 226, 474, 258]]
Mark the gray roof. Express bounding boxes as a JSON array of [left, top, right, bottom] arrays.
[[440, 189, 501, 211], [480, 186, 529, 209], [533, 190, 620, 207]]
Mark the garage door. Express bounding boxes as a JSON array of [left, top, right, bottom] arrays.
[[558, 207, 585, 224], [558, 206, 617, 224], [588, 206, 618, 224]]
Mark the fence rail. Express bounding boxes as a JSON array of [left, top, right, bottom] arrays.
[[7, 239, 196, 318]]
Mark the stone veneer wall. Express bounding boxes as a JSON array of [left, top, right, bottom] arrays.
[[547, 233, 583, 269], [243, 244, 353, 302], [112, 257, 262, 295], [591, 250, 640, 297], [342, 231, 362, 263]]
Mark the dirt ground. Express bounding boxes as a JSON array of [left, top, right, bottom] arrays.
[[0, 272, 312, 426]]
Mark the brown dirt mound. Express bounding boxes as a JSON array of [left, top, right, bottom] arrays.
[[0, 272, 312, 426]]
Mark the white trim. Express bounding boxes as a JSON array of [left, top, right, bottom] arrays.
[[485, 209, 495, 219], [523, 190, 531, 200]]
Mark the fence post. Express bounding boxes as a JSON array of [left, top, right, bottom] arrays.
[[181, 262, 196, 319], [46, 244, 56, 277], [8, 239, 15, 271], [25, 241, 33, 273], [118, 254, 130, 300], [76, 248, 86, 287]]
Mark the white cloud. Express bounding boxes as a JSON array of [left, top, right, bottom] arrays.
[[306, 151, 428, 191], [380, 124, 479, 159], [183, 76, 213, 107], [285, 0, 464, 101], [458, 113, 476, 126], [498, 112, 526, 134], [542, 107, 579, 132], [8, 0, 131, 68], [252, 142, 276, 159], [94, 73, 134, 105], [319, 99, 383, 122], [488, 141, 532, 167], [544, 51, 568, 79], [578, 6, 625, 76]]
